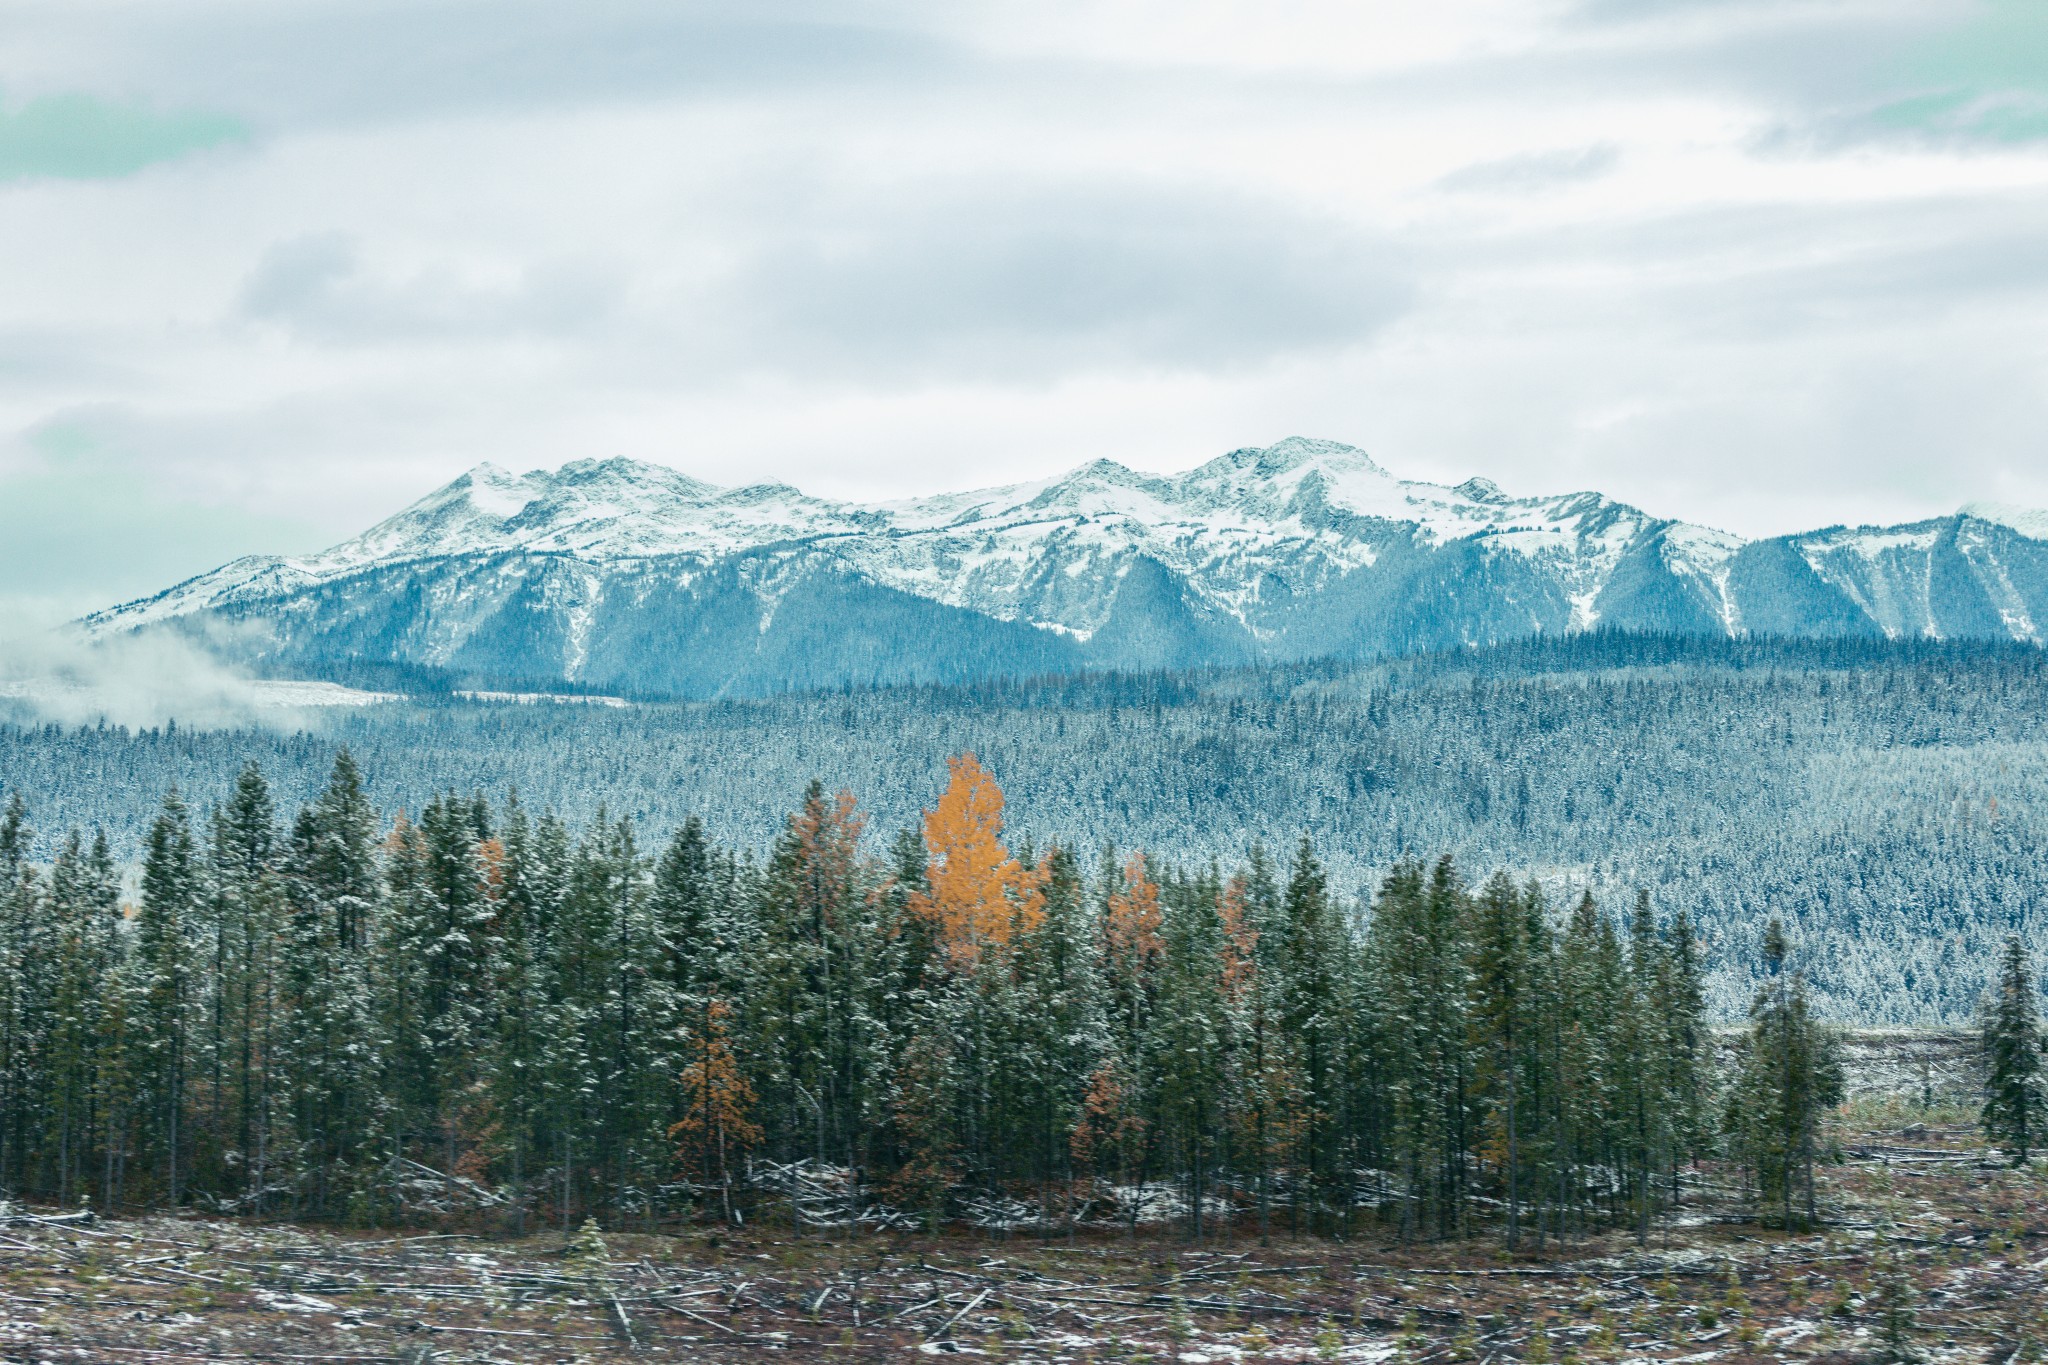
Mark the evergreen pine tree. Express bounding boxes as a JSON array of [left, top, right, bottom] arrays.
[[1096, 850, 1166, 1230], [1467, 871, 1535, 1248], [1725, 918, 1842, 1230], [1013, 843, 1099, 1231], [1218, 865, 1297, 1243], [1367, 856, 1471, 1239], [745, 781, 873, 1182], [277, 753, 382, 1217], [204, 762, 282, 1206], [39, 829, 124, 1204], [1980, 934, 2043, 1165], [1276, 838, 1351, 1232], [134, 789, 202, 1204], [1154, 863, 1228, 1241], [0, 794, 44, 1195]]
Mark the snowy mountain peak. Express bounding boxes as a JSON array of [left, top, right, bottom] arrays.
[[81, 438, 2048, 694], [1189, 436, 1386, 489], [1069, 456, 1149, 484], [463, 460, 520, 486], [1251, 435, 1385, 477], [1961, 501, 2048, 542], [550, 455, 709, 490]]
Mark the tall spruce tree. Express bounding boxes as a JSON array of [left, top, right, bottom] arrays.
[[1980, 934, 2043, 1165], [1368, 856, 1472, 1239], [37, 829, 124, 1205], [1218, 863, 1295, 1243], [746, 782, 873, 1181], [488, 796, 562, 1231], [277, 753, 382, 1217], [134, 790, 201, 1204], [1725, 918, 1842, 1230], [1154, 864, 1228, 1241], [205, 762, 282, 1206], [1013, 844, 1099, 1229], [1467, 871, 1536, 1248], [1276, 838, 1350, 1232], [372, 809, 434, 1218], [0, 794, 44, 1196], [1096, 850, 1166, 1230]]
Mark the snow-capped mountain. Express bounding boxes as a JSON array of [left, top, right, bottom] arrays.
[[85, 438, 2048, 697]]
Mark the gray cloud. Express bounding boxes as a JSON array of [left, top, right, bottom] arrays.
[[697, 181, 1412, 379], [1433, 188, 2048, 344], [6, 0, 970, 130], [238, 234, 623, 342], [0, 326, 135, 394], [225, 181, 1415, 380]]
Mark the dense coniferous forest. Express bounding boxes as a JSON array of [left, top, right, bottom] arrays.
[[4, 634, 2043, 1020], [4, 746, 1892, 1246]]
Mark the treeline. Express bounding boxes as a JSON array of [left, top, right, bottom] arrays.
[[2, 751, 1852, 1241], [7, 634, 2047, 1024]]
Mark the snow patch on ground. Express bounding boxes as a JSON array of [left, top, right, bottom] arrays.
[[3, 677, 399, 710], [246, 680, 403, 707]]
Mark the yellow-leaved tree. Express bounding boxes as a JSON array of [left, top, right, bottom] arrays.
[[908, 752, 1047, 972], [670, 998, 761, 1226]]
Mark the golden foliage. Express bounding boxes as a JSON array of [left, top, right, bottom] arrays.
[[1104, 852, 1164, 979], [444, 1082, 504, 1185], [474, 837, 507, 904], [1217, 873, 1260, 1003], [789, 787, 866, 928], [671, 999, 762, 1180], [1070, 1060, 1146, 1173], [909, 753, 1046, 971]]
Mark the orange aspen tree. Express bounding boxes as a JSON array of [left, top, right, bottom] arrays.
[[788, 787, 865, 931], [1103, 852, 1165, 1003], [1070, 1060, 1146, 1175], [475, 836, 507, 908], [1217, 874, 1259, 1004], [1214, 870, 1298, 1238], [671, 999, 761, 1225], [908, 753, 1046, 971]]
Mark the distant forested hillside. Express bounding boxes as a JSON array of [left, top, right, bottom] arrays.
[[3, 633, 2044, 1022]]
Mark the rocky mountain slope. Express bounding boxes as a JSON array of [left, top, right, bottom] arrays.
[[85, 437, 2048, 696]]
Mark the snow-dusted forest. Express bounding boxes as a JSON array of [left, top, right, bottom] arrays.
[[8, 741, 1851, 1245], [2, 633, 2043, 1021]]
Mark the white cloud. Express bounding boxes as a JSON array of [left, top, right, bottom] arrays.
[[0, 0, 2045, 615], [0, 612, 387, 729]]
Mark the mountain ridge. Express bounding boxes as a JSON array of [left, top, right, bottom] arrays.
[[84, 437, 2048, 697]]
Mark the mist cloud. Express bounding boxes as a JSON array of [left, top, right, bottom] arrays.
[[0, 615, 393, 730]]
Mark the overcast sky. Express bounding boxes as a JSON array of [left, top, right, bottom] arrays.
[[1, 0, 2045, 617]]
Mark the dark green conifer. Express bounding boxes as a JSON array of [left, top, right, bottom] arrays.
[[1980, 934, 2043, 1165], [1724, 918, 1842, 1230], [134, 789, 201, 1203]]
